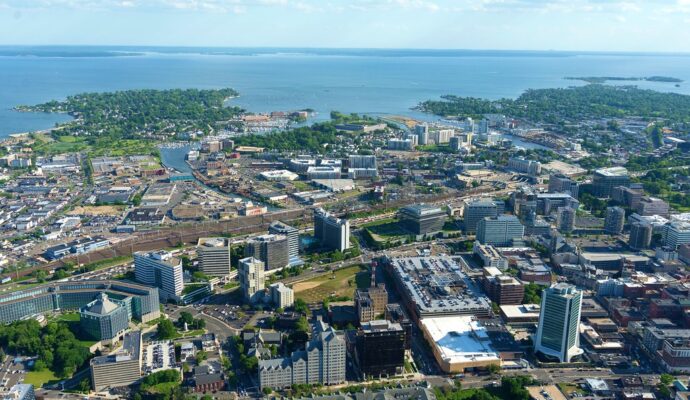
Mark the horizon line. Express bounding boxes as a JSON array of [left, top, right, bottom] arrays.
[[1, 44, 690, 56]]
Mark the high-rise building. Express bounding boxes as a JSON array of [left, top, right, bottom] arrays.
[[663, 222, 690, 249], [637, 196, 670, 218], [432, 129, 455, 144], [556, 206, 576, 233], [415, 124, 429, 145], [269, 282, 294, 309], [464, 199, 504, 233], [79, 293, 130, 342], [548, 174, 579, 198], [534, 283, 583, 362], [612, 186, 643, 208], [348, 155, 378, 179], [604, 207, 626, 235], [592, 167, 630, 197], [269, 221, 300, 265], [133, 250, 183, 301], [238, 257, 266, 303], [629, 222, 653, 250], [399, 204, 447, 235], [197, 237, 232, 278], [476, 215, 524, 246], [313, 209, 350, 252], [387, 138, 415, 151], [352, 320, 405, 378], [245, 234, 290, 271]]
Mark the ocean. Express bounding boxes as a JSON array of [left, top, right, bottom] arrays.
[[2, 46, 690, 138]]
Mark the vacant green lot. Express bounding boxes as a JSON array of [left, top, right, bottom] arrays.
[[293, 265, 370, 304], [25, 369, 60, 387]]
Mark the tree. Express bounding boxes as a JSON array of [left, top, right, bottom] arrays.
[[487, 363, 501, 375], [295, 316, 309, 333], [293, 298, 308, 314], [178, 312, 194, 327], [196, 350, 207, 363], [157, 319, 177, 339], [660, 373, 674, 386]]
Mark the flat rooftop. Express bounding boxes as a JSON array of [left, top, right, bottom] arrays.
[[595, 166, 629, 177], [500, 304, 541, 319], [388, 256, 491, 316], [420, 316, 500, 365]]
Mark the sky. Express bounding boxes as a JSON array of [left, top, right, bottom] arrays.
[[0, 0, 689, 52]]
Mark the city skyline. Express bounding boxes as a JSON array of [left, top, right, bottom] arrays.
[[1, 0, 690, 52]]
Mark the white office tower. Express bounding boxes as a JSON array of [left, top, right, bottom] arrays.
[[197, 237, 232, 278], [314, 208, 350, 252], [134, 250, 183, 301], [534, 283, 584, 362], [239, 257, 266, 303], [269, 220, 301, 266]]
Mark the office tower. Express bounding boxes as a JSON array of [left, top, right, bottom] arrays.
[[238, 257, 266, 303], [79, 293, 130, 342], [548, 174, 579, 198], [313, 208, 350, 252], [269, 220, 300, 264], [476, 215, 524, 246], [556, 206, 576, 233], [612, 186, 643, 208], [90, 331, 142, 391], [508, 157, 542, 176], [592, 167, 630, 197], [5, 384, 35, 400], [197, 237, 232, 278], [663, 222, 690, 249], [534, 283, 583, 362], [245, 234, 290, 271], [604, 207, 626, 235], [134, 250, 183, 301], [637, 196, 671, 218], [415, 124, 429, 145], [629, 222, 653, 250], [399, 204, 447, 235], [477, 118, 489, 134], [270, 282, 294, 309], [464, 199, 504, 233], [510, 185, 538, 217], [353, 320, 405, 378]]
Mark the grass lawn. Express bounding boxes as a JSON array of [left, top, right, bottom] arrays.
[[291, 180, 313, 191], [25, 369, 60, 387], [558, 383, 587, 396], [364, 219, 406, 241], [293, 265, 370, 304], [146, 381, 181, 394]]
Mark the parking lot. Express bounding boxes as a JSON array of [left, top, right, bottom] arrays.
[[0, 356, 27, 395]]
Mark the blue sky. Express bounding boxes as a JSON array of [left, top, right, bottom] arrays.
[[0, 0, 689, 52]]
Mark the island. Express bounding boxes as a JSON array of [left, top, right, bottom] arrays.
[[565, 76, 683, 84]]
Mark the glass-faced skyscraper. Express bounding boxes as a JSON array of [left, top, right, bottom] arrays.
[[534, 283, 583, 362]]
